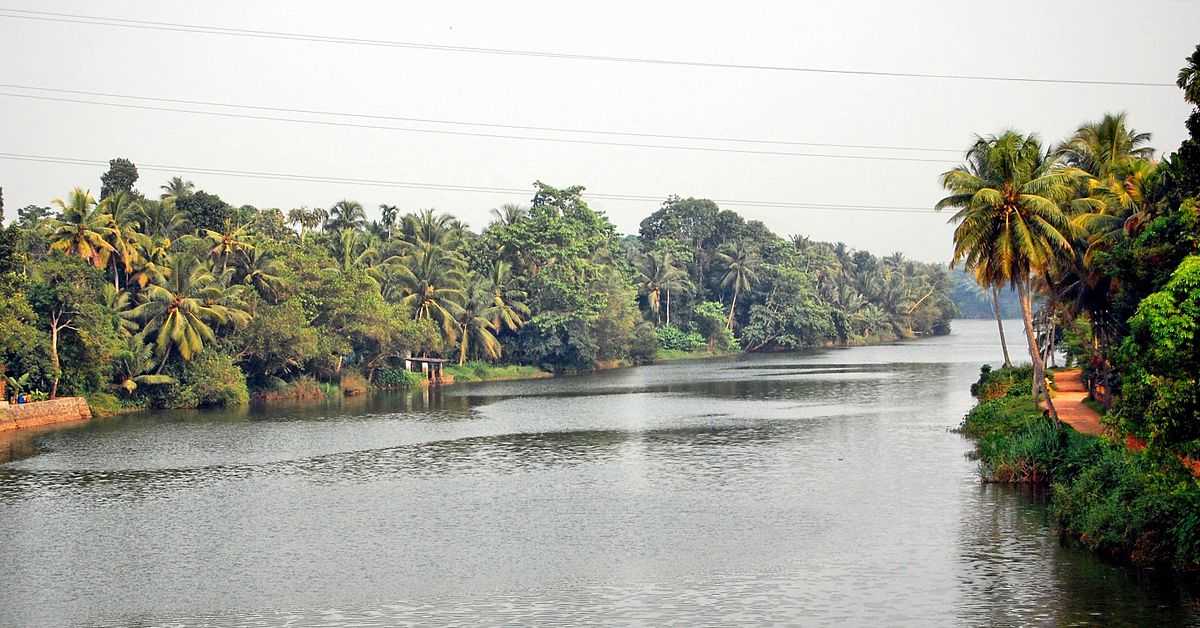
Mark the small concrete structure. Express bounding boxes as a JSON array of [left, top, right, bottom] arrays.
[[0, 397, 92, 433], [403, 357, 450, 385]]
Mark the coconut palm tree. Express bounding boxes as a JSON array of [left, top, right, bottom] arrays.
[[113, 333, 176, 394], [638, 250, 691, 325], [402, 208, 462, 247], [715, 242, 760, 329], [137, 199, 187, 239], [102, 284, 140, 336], [455, 274, 502, 364], [395, 242, 465, 346], [485, 260, 530, 333], [325, 199, 366, 232], [239, 248, 287, 302], [160, 177, 194, 201], [936, 131, 1079, 412], [1055, 113, 1154, 178], [203, 223, 254, 273], [1177, 44, 1200, 106], [490, 203, 528, 226], [127, 254, 250, 366], [48, 188, 117, 269], [99, 190, 144, 288]]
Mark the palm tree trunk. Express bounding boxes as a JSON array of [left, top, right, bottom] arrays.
[[666, 289, 671, 326], [459, 331, 468, 366], [1016, 278, 1057, 419], [991, 286, 1012, 367], [727, 285, 739, 330]]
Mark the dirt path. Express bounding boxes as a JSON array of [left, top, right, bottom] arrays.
[[1044, 369, 1105, 436]]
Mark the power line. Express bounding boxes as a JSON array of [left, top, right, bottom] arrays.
[[0, 91, 958, 164], [0, 152, 941, 215], [0, 83, 963, 154], [0, 7, 1176, 88]]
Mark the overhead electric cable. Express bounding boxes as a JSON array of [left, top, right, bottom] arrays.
[[0, 7, 1175, 87], [0, 152, 941, 215], [0, 91, 958, 164], [0, 83, 962, 153]]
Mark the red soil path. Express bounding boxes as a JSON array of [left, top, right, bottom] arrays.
[[1045, 369, 1200, 477]]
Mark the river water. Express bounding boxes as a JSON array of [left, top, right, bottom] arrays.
[[1, 319, 1195, 626]]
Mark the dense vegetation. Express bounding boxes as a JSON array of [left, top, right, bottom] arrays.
[[0, 176, 953, 409], [953, 45, 1200, 569]]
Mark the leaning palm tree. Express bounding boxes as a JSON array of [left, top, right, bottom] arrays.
[[936, 131, 1080, 414], [48, 187, 117, 269], [394, 242, 466, 346], [715, 242, 760, 329], [455, 273, 502, 364], [126, 254, 250, 366]]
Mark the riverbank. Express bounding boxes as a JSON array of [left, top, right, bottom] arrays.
[[959, 365, 1200, 570], [0, 397, 92, 433]]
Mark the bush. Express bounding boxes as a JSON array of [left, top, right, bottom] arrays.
[[970, 364, 1034, 400], [655, 325, 705, 352], [85, 391, 123, 417], [152, 351, 249, 408], [1053, 445, 1200, 567], [340, 370, 368, 396], [375, 367, 423, 389], [629, 322, 658, 364]]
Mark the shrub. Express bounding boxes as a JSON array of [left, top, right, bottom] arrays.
[[629, 322, 658, 364], [970, 364, 1034, 400], [655, 325, 705, 352], [85, 392, 123, 417], [375, 367, 423, 389], [152, 351, 249, 409], [340, 370, 368, 396]]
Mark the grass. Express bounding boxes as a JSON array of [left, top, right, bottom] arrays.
[[655, 347, 736, 362], [443, 361, 550, 383]]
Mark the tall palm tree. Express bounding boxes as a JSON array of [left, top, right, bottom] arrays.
[[99, 190, 144, 288], [1177, 44, 1200, 106], [395, 242, 465, 346], [715, 242, 760, 329], [325, 199, 366, 232], [160, 176, 194, 201], [402, 208, 462, 247], [137, 199, 187, 239], [1055, 112, 1154, 178], [490, 203, 528, 226], [127, 254, 250, 366], [378, 204, 400, 239], [485, 260, 530, 333], [638, 250, 691, 325], [455, 273, 502, 364], [48, 188, 117, 268], [936, 131, 1079, 412], [203, 223, 254, 273]]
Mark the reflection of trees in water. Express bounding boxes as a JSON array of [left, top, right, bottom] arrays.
[[953, 483, 1199, 626]]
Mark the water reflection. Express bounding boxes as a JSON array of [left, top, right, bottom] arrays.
[[1, 320, 1196, 627]]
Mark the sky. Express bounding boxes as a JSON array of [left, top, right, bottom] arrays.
[[1, 1, 1197, 262]]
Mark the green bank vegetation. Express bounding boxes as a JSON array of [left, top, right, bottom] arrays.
[[953, 45, 1200, 569], [0, 176, 954, 409]]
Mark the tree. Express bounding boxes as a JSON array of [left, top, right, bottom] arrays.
[[715, 242, 760, 329], [456, 273, 502, 364], [638, 250, 690, 325], [203, 223, 254, 273], [1178, 44, 1200, 106], [937, 132, 1079, 412], [395, 242, 466, 347], [100, 158, 138, 199], [485, 260, 530, 333], [160, 176, 194, 201], [113, 333, 176, 394], [99, 190, 144, 288], [325, 199, 366, 232], [27, 254, 114, 398], [1055, 113, 1154, 178], [127, 254, 250, 366], [490, 203, 528, 226], [48, 188, 117, 269], [175, 190, 232, 232]]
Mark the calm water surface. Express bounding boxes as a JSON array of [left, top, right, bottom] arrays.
[[1, 320, 1196, 626]]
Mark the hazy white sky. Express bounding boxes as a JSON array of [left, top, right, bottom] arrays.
[[2, 1, 1196, 261]]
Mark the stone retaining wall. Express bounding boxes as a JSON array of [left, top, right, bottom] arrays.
[[0, 397, 92, 432]]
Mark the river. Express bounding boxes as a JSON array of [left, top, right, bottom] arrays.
[[1, 319, 1195, 626]]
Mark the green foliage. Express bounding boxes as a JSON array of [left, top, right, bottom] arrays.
[[1114, 256, 1200, 451], [969, 364, 1035, 400], [374, 367, 423, 389], [153, 351, 249, 408], [655, 325, 705, 352], [175, 190, 232, 233], [85, 391, 125, 417], [443, 361, 547, 383], [99, 157, 138, 200], [741, 266, 834, 351]]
